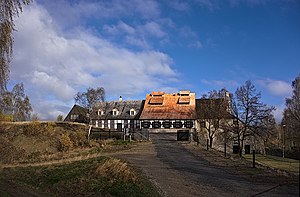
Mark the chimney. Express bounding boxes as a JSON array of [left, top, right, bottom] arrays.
[[119, 96, 123, 101]]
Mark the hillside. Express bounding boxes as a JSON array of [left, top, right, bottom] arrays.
[[0, 121, 89, 164]]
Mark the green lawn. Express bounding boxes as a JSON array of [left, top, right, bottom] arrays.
[[243, 154, 299, 174]]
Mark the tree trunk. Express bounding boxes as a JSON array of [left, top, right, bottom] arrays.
[[240, 135, 244, 157], [209, 136, 213, 148]]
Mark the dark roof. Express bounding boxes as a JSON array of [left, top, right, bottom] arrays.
[[64, 104, 89, 123], [90, 100, 144, 120], [196, 98, 232, 119]]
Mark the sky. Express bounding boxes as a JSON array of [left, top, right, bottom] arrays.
[[9, 0, 300, 121]]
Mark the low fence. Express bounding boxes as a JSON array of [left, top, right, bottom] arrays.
[[89, 127, 123, 140], [89, 127, 150, 141]]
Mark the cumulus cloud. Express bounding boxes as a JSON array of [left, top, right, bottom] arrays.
[[11, 3, 178, 120], [41, 0, 161, 27], [103, 20, 169, 49], [257, 79, 292, 97]]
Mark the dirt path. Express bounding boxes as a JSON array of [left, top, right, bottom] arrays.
[[115, 133, 299, 197]]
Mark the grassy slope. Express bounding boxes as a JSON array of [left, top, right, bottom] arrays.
[[0, 156, 160, 197], [0, 121, 89, 164], [0, 121, 160, 196]]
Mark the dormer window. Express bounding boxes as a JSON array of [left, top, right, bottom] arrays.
[[97, 109, 104, 116], [130, 109, 136, 116], [112, 108, 119, 116]]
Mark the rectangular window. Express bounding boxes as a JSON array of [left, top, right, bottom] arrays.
[[152, 121, 161, 128], [173, 121, 183, 128], [184, 121, 194, 128], [163, 121, 171, 128], [141, 121, 151, 128], [71, 114, 78, 120]]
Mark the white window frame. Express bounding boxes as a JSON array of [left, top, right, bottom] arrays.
[[112, 109, 118, 116], [98, 109, 104, 116], [130, 109, 136, 116]]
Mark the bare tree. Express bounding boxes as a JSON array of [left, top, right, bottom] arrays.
[[226, 80, 275, 156], [56, 114, 64, 121], [197, 89, 230, 148], [282, 74, 300, 151], [0, 0, 31, 94], [74, 87, 105, 110], [0, 83, 32, 121]]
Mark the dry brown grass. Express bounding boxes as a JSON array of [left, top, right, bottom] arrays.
[[58, 133, 74, 151], [0, 121, 89, 164], [94, 158, 137, 183]]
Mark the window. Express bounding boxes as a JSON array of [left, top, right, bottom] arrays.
[[130, 109, 136, 116], [97, 109, 104, 116], [141, 121, 151, 128], [152, 121, 161, 128], [70, 114, 79, 120], [162, 121, 171, 128], [173, 121, 183, 128], [112, 108, 119, 116], [184, 121, 194, 128], [200, 121, 206, 128]]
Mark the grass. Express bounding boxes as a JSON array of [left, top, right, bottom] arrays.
[[243, 154, 299, 174], [109, 139, 137, 146], [0, 156, 160, 197]]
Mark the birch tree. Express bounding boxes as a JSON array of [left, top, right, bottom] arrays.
[[0, 0, 31, 94], [0, 83, 32, 121]]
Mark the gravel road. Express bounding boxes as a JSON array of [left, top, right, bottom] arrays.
[[116, 133, 299, 197]]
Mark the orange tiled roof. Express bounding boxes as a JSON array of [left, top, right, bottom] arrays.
[[140, 91, 196, 120]]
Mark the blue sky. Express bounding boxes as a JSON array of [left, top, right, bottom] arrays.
[[9, 0, 300, 121]]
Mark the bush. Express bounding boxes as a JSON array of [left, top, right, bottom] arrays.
[[58, 133, 74, 152], [94, 158, 136, 183]]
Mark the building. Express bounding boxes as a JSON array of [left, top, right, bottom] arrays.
[[64, 104, 89, 123], [90, 99, 144, 131], [139, 91, 196, 133]]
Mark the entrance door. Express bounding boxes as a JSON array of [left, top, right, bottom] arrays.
[[177, 130, 189, 141]]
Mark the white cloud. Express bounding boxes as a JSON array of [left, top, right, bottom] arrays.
[[273, 104, 285, 123], [257, 79, 292, 97], [194, 0, 218, 10], [42, 0, 161, 28], [179, 26, 203, 49], [31, 71, 76, 101], [11, 3, 178, 120], [103, 21, 136, 35], [167, 1, 190, 11], [142, 22, 166, 38], [188, 41, 203, 49], [201, 79, 239, 88]]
